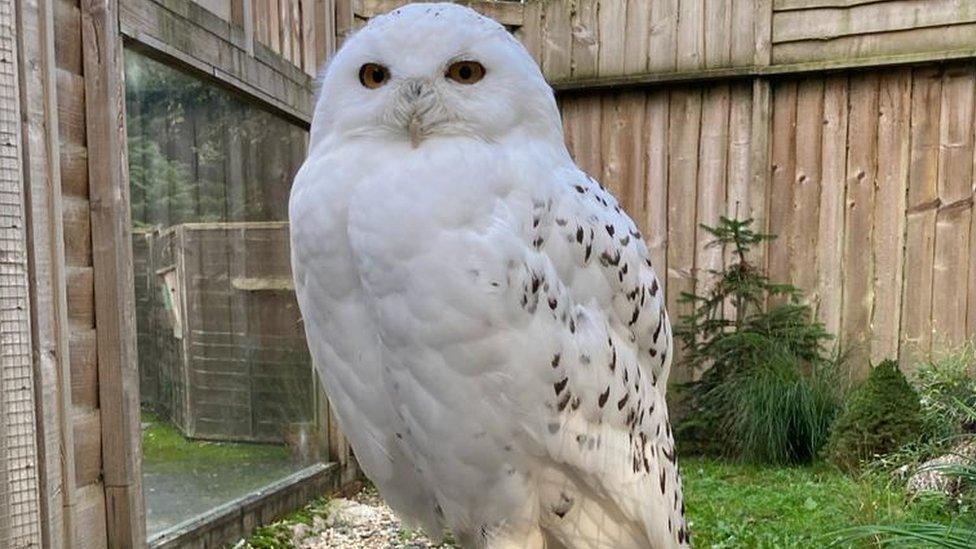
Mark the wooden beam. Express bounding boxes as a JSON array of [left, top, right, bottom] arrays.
[[79, 0, 146, 545], [119, 0, 315, 124], [551, 47, 976, 93], [16, 0, 75, 546], [354, 0, 525, 26]]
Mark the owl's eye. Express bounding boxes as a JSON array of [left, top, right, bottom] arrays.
[[359, 63, 389, 89], [446, 61, 485, 85]]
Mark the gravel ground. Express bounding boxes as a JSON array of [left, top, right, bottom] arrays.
[[294, 487, 457, 549]]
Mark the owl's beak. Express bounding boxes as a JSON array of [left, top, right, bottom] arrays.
[[402, 79, 433, 149], [408, 114, 423, 149]]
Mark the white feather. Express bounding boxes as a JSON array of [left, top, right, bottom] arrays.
[[291, 4, 688, 548]]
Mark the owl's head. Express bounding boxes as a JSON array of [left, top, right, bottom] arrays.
[[311, 3, 563, 150]]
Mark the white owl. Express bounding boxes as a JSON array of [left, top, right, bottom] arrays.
[[290, 4, 688, 548]]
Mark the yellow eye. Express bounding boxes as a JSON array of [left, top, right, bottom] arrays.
[[446, 61, 485, 85], [359, 63, 389, 89]]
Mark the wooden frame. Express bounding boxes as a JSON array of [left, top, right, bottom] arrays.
[[120, 0, 318, 124], [11, 1, 976, 547], [81, 0, 147, 544], [16, 0, 75, 546]]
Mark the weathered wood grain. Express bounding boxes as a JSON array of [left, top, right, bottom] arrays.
[[840, 73, 880, 375], [81, 0, 146, 542], [789, 78, 824, 297], [666, 88, 703, 381], [816, 75, 849, 338], [870, 69, 911, 363], [931, 67, 975, 347], [767, 79, 797, 290], [899, 67, 942, 364]]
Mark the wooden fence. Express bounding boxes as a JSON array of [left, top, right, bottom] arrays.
[[339, 0, 976, 382], [10, 0, 976, 547]]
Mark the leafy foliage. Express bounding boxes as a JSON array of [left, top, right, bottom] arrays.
[[829, 434, 976, 547], [824, 360, 923, 472], [914, 345, 976, 441], [674, 217, 839, 463]]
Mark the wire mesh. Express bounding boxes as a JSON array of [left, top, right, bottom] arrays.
[[0, 2, 42, 546]]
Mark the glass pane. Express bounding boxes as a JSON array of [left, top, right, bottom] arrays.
[[124, 49, 321, 538]]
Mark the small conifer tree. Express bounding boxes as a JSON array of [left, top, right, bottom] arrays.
[[675, 217, 839, 463]]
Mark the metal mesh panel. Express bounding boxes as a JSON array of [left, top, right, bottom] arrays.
[[0, 1, 42, 546]]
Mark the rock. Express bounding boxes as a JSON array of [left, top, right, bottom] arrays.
[[906, 439, 976, 497], [323, 499, 385, 528]]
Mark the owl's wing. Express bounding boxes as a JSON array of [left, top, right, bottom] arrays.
[[513, 165, 689, 548]]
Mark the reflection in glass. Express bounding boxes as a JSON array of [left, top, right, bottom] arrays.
[[124, 50, 320, 537]]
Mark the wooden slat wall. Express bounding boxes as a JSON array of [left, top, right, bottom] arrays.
[[561, 64, 976, 379], [182, 0, 344, 77], [52, 0, 110, 547]]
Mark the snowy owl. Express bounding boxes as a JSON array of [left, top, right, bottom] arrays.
[[289, 4, 688, 548]]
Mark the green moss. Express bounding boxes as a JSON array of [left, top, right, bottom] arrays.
[[824, 360, 923, 472], [244, 497, 332, 549], [141, 411, 288, 466]]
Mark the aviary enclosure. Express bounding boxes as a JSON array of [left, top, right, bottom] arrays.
[[2, 0, 976, 547]]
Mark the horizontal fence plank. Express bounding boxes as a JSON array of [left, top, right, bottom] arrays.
[[772, 22, 976, 65], [773, 0, 976, 43], [774, 0, 895, 9]]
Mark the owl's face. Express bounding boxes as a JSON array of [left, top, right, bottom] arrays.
[[312, 3, 562, 149]]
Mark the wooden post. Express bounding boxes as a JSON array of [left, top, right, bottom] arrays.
[[79, 0, 146, 545], [16, 0, 76, 546]]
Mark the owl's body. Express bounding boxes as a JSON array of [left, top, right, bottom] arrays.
[[290, 4, 688, 548]]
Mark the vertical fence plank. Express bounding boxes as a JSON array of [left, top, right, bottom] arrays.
[[601, 95, 627, 201], [726, 84, 753, 221], [817, 75, 849, 339], [517, 1, 543, 67], [932, 67, 975, 348], [597, 0, 625, 76], [301, 0, 316, 74], [677, 0, 704, 71], [703, 0, 731, 68], [648, 0, 677, 72], [695, 84, 730, 295], [570, 95, 603, 178], [335, 0, 354, 46], [569, 0, 599, 78], [624, 0, 650, 75], [755, 0, 773, 66], [748, 79, 772, 268], [667, 88, 702, 382], [724, 84, 754, 317], [542, 0, 572, 81], [841, 73, 880, 375], [767, 80, 797, 290], [601, 93, 647, 220], [255, 0, 269, 47], [269, 0, 281, 53], [645, 90, 670, 294], [871, 69, 911, 363], [790, 78, 824, 297], [900, 67, 942, 365], [730, 0, 756, 65]]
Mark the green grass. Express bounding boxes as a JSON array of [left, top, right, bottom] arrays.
[[141, 411, 289, 466], [682, 457, 956, 548], [239, 457, 964, 548]]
